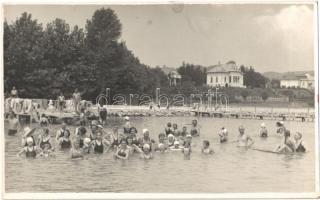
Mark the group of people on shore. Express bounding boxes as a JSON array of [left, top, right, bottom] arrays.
[[8, 110, 306, 159]]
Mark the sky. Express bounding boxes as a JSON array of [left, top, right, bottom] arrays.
[[3, 4, 315, 72]]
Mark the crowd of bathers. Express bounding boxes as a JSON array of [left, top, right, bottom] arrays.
[[6, 110, 306, 159]]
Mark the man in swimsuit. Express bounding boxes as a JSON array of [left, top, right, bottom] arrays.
[[55, 122, 70, 142], [190, 119, 200, 136], [165, 122, 173, 136], [114, 139, 130, 160], [237, 125, 254, 147]]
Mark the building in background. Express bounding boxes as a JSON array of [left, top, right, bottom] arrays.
[[161, 66, 182, 86], [206, 61, 245, 88], [280, 73, 314, 90]]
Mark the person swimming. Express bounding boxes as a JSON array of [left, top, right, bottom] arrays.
[[218, 127, 228, 143], [38, 128, 52, 150], [201, 140, 214, 154], [165, 122, 173, 136], [182, 141, 192, 159], [21, 127, 36, 147], [104, 126, 119, 150], [180, 126, 188, 137], [92, 132, 106, 154], [237, 125, 254, 147], [136, 144, 153, 159], [259, 123, 268, 137], [293, 132, 306, 153], [172, 123, 180, 137], [274, 130, 295, 153], [58, 129, 72, 150], [276, 121, 286, 136], [190, 119, 200, 136], [7, 111, 20, 135], [55, 122, 70, 142], [114, 139, 130, 160], [167, 134, 175, 147], [39, 114, 50, 127], [82, 138, 92, 154], [17, 137, 42, 158], [75, 126, 87, 148], [170, 141, 182, 151]]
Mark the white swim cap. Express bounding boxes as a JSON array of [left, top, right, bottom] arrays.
[[222, 129, 228, 133], [142, 128, 149, 134], [261, 123, 266, 127], [124, 116, 130, 121], [280, 121, 284, 125], [84, 138, 91, 145], [26, 137, 33, 143], [174, 141, 180, 145], [186, 134, 192, 138], [168, 134, 174, 139], [143, 143, 150, 150]]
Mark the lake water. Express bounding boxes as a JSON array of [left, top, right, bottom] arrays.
[[5, 117, 315, 193]]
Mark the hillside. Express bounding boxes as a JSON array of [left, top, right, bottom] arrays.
[[263, 71, 314, 80]]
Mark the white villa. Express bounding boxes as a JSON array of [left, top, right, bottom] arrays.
[[206, 61, 245, 88], [280, 73, 314, 90]]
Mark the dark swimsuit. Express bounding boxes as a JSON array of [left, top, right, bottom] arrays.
[[24, 136, 36, 147], [26, 146, 36, 158], [61, 139, 71, 149], [79, 138, 84, 148], [296, 143, 306, 152], [190, 128, 198, 136], [94, 140, 104, 154], [40, 139, 52, 150], [117, 149, 127, 157], [165, 128, 172, 136]]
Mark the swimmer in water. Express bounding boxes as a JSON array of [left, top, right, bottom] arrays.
[[293, 132, 306, 153], [56, 122, 70, 142], [82, 137, 92, 154], [57, 128, 72, 150], [218, 127, 228, 143], [237, 125, 254, 147], [139, 129, 153, 148], [190, 119, 200, 136], [104, 126, 119, 151], [39, 143, 55, 157], [259, 123, 268, 137], [17, 137, 42, 158], [136, 144, 153, 159], [38, 128, 53, 151], [274, 130, 295, 153], [181, 141, 192, 159], [276, 121, 286, 136], [114, 139, 130, 160], [154, 133, 168, 152], [39, 114, 50, 127], [21, 127, 36, 147], [92, 131, 108, 154], [70, 141, 84, 159], [75, 126, 87, 148], [170, 141, 182, 151], [180, 126, 188, 137], [7, 111, 20, 135], [167, 134, 175, 147], [172, 123, 180, 137], [165, 122, 173, 136], [201, 140, 214, 154]]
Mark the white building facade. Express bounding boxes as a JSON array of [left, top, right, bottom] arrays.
[[206, 62, 245, 88], [280, 73, 314, 90]]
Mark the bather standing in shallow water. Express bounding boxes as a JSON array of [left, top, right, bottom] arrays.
[[190, 119, 200, 136], [237, 125, 254, 147], [114, 139, 130, 160]]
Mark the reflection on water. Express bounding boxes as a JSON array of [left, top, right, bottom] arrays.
[[5, 117, 315, 193]]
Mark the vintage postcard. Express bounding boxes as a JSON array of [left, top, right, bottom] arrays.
[[1, 1, 319, 199]]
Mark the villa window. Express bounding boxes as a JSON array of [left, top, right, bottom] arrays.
[[216, 77, 218, 83], [210, 77, 213, 83]]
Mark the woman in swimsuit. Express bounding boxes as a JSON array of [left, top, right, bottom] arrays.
[[92, 132, 107, 154], [17, 137, 42, 158], [259, 123, 268, 138], [21, 127, 36, 147], [190, 119, 200, 137], [218, 127, 228, 143], [75, 126, 87, 148], [57, 129, 72, 150], [38, 128, 53, 150], [237, 126, 254, 147], [135, 144, 153, 159], [114, 139, 130, 160]]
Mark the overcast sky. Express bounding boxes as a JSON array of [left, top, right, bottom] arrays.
[[3, 4, 315, 72]]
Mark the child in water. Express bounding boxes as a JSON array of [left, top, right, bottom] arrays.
[[259, 123, 268, 137], [17, 137, 42, 158], [39, 143, 55, 157], [218, 127, 228, 143], [201, 140, 214, 154], [136, 144, 153, 159]]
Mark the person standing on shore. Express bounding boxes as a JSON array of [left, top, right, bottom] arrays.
[[72, 89, 81, 114], [57, 93, 65, 112]]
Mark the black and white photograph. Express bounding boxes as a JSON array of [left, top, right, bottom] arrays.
[[1, 1, 319, 198]]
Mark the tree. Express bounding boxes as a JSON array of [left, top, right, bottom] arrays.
[[241, 90, 249, 101], [177, 63, 206, 86], [261, 91, 269, 101]]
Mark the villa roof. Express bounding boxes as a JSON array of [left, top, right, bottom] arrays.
[[207, 62, 241, 73]]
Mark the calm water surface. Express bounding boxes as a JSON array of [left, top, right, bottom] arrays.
[[5, 117, 315, 193]]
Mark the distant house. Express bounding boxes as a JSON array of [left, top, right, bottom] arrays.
[[206, 61, 245, 88], [280, 73, 314, 90], [161, 66, 182, 86]]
